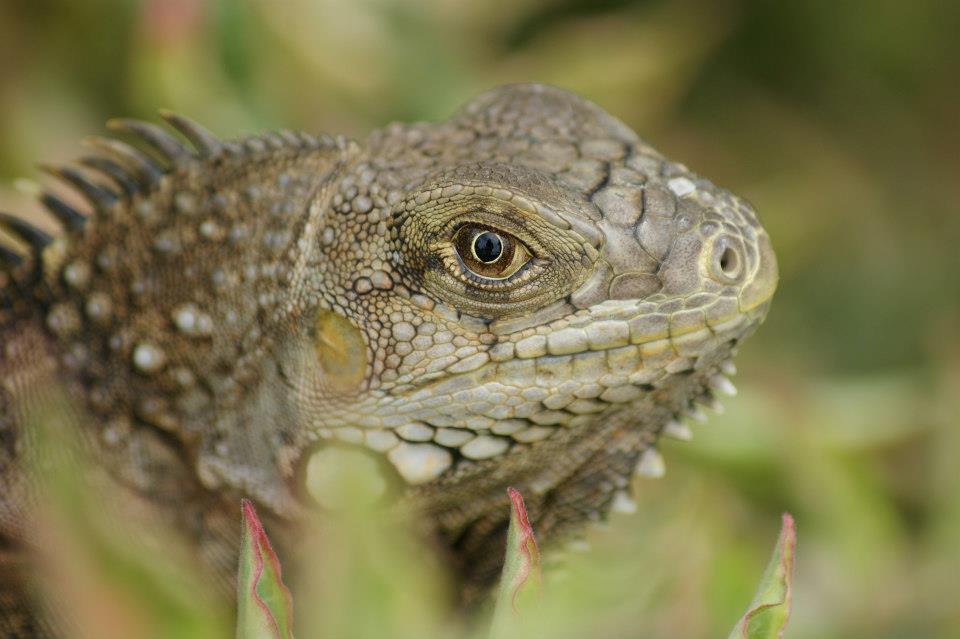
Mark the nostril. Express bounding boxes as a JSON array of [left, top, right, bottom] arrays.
[[712, 239, 743, 282], [719, 247, 738, 276]]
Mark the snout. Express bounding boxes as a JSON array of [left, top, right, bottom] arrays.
[[737, 231, 778, 312]]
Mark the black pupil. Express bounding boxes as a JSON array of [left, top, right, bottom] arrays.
[[473, 231, 503, 263]]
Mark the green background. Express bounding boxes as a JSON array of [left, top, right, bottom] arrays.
[[1, 1, 958, 637]]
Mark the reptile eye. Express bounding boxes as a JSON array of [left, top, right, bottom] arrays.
[[453, 225, 531, 280]]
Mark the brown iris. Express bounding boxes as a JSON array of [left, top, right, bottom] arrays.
[[453, 224, 531, 280]]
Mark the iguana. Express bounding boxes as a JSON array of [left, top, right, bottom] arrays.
[[0, 84, 777, 635]]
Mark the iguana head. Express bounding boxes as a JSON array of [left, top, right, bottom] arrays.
[[3, 82, 774, 562], [297, 84, 777, 522]]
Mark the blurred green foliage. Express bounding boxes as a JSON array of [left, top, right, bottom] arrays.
[[2, 0, 958, 637], [230, 492, 793, 639]]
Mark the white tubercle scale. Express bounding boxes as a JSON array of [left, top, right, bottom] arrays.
[[635, 447, 666, 478]]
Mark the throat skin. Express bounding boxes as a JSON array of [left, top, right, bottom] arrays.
[[0, 83, 777, 628]]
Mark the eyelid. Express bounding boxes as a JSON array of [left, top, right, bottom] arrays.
[[453, 247, 537, 285]]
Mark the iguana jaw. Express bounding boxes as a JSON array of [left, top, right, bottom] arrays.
[[307, 233, 775, 489]]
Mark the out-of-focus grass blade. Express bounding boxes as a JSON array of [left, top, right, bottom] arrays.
[[237, 500, 295, 639], [728, 513, 796, 639], [490, 487, 542, 638], [297, 446, 449, 639], [25, 390, 229, 639]]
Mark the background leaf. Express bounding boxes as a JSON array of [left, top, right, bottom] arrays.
[[237, 500, 294, 639], [729, 513, 796, 639], [490, 487, 543, 638]]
